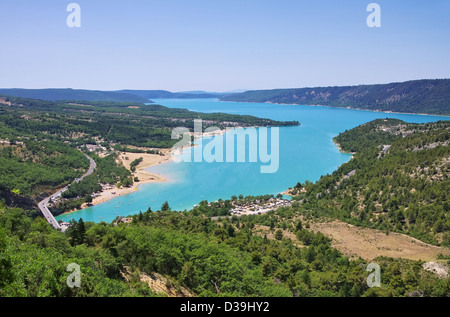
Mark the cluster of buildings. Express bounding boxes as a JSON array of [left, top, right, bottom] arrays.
[[0, 138, 24, 146], [83, 143, 113, 158], [230, 198, 291, 216]]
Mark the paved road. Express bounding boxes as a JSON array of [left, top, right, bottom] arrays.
[[38, 153, 96, 232]]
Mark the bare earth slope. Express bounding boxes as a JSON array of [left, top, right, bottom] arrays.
[[310, 220, 450, 261]]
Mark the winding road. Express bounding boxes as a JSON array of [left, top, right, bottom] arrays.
[[38, 153, 96, 232]]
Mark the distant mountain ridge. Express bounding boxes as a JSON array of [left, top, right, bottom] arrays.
[[0, 88, 150, 103], [116, 90, 224, 99], [0, 88, 225, 102], [220, 79, 450, 116], [3, 79, 449, 115]]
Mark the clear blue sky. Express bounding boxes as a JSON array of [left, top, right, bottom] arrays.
[[0, 0, 449, 91]]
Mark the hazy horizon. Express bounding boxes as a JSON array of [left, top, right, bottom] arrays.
[[1, 0, 449, 91], [1, 77, 450, 94]]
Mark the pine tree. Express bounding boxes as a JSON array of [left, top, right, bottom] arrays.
[[161, 201, 170, 212]]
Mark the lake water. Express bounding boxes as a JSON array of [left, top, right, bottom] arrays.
[[56, 99, 448, 223]]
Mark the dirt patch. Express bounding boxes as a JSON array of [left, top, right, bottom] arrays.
[[67, 103, 93, 107], [139, 272, 195, 297], [0, 97, 11, 106], [310, 220, 450, 261], [121, 266, 195, 297], [423, 262, 449, 279]]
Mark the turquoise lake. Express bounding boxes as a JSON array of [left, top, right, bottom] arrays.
[[56, 99, 449, 223]]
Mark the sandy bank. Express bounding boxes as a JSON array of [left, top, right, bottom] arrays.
[[83, 149, 173, 207], [80, 128, 243, 209]]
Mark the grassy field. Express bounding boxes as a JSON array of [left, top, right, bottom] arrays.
[[310, 220, 450, 262]]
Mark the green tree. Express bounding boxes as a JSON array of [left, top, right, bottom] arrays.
[[0, 227, 13, 289], [161, 201, 170, 212], [67, 218, 87, 246], [275, 229, 283, 240], [122, 177, 133, 188]]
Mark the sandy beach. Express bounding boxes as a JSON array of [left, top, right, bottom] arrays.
[[84, 149, 173, 207], [80, 128, 237, 208]]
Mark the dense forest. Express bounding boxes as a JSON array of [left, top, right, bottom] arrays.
[[0, 89, 151, 103], [0, 96, 298, 208], [0, 88, 224, 102], [221, 79, 450, 116], [52, 153, 133, 215], [0, 96, 449, 297], [292, 119, 450, 245], [0, 88, 151, 103], [0, 96, 298, 148], [0, 140, 89, 198], [1, 204, 448, 297]]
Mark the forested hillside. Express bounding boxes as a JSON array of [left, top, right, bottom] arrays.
[[0, 97, 298, 148], [293, 119, 450, 245], [221, 79, 450, 116], [0, 140, 89, 198], [0, 89, 150, 103], [0, 96, 298, 210], [1, 205, 448, 297], [1, 95, 449, 298], [0, 114, 449, 297], [0, 88, 227, 103]]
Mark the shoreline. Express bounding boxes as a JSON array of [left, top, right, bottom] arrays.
[[219, 99, 450, 118], [73, 129, 229, 212], [332, 139, 356, 155], [82, 126, 345, 211], [60, 113, 356, 217], [85, 149, 173, 208], [56, 150, 174, 219]]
